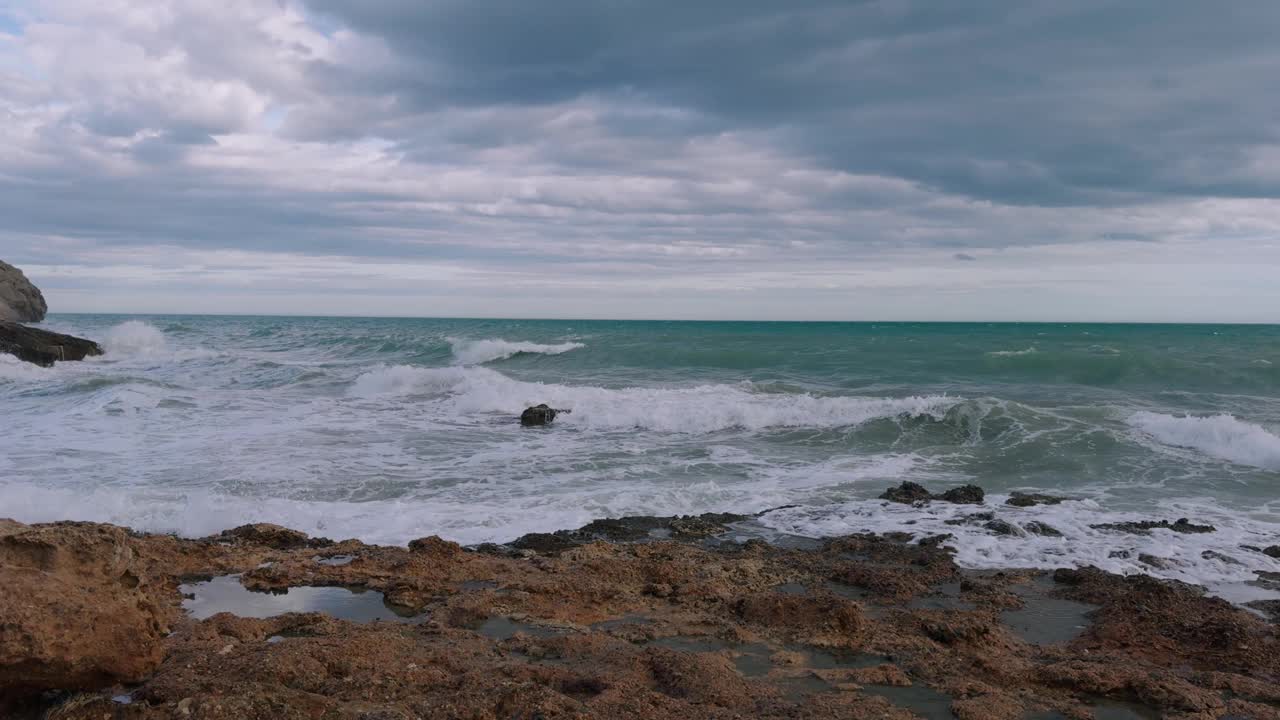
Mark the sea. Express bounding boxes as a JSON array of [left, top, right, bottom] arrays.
[[3, 315, 1278, 603]]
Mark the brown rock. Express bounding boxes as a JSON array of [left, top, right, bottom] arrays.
[[217, 523, 328, 550], [0, 520, 175, 698]]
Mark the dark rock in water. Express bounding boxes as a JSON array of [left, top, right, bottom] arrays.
[[880, 481, 986, 505], [1138, 553, 1171, 570], [0, 320, 103, 367], [1025, 521, 1064, 538], [983, 519, 1022, 536], [1264, 545, 1280, 559], [1091, 518, 1216, 535], [1006, 492, 1067, 508], [879, 481, 934, 504], [0, 260, 47, 322], [520, 404, 558, 426], [1246, 599, 1280, 623], [1201, 550, 1242, 566], [1252, 571, 1280, 592], [938, 485, 985, 504], [509, 512, 748, 553]]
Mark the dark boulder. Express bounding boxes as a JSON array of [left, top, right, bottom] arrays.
[[1264, 546, 1280, 559], [938, 485, 985, 504], [1091, 518, 1216, 535], [0, 260, 47, 323], [879, 481, 933, 504], [1025, 521, 1064, 537], [520, 404, 558, 426], [880, 481, 986, 505], [1005, 492, 1067, 508], [0, 321, 103, 367]]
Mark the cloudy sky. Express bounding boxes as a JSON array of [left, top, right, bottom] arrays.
[[1, 0, 1278, 321]]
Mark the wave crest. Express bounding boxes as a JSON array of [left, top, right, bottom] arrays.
[[350, 364, 959, 432], [1128, 411, 1280, 470], [104, 321, 169, 356], [449, 337, 584, 365]]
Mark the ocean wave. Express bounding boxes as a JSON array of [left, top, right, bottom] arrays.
[[1127, 411, 1280, 470], [104, 320, 169, 356], [986, 347, 1038, 357], [350, 364, 960, 432], [448, 337, 584, 365]]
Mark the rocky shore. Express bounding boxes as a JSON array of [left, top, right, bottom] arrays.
[[3, 509, 1278, 720]]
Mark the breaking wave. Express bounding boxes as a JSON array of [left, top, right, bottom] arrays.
[[350, 364, 960, 433], [449, 337, 585, 365], [1127, 411, 1280, 470]]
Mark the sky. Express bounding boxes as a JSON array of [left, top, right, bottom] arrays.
[[1, 0, 1279, 322]]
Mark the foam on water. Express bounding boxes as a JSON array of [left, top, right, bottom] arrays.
[[449, 337, 584, 365], [1127, 411, 1280, 470], [350, 364, 959, 432], [4, 315, 1280, 604], [103, 320, 169, 356], [757, 496, 1280, 596]]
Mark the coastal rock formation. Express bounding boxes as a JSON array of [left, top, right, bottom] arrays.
[[7, 518, 1280, 720], [880, 481, 985, 505], [0, 321, 103, 367], [520, 403, 558, 426], [0, 520, 175, 699], [0, 261, 47, 323]]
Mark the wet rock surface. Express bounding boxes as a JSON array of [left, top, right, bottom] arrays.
[[1090, 518, 1217, 535], [0, 321, 103, 367], [520, 403, 558, 426], [880, 482, 986, 505], [4, 517, 1279, 720], [509, 512, 749, 552], [1005, 492, 1068, 508]]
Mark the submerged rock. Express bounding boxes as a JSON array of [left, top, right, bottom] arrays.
[[1005, 492, 1067, 507], [1264, 545, 1280, 559], [0, 320, 103, 367], [0, 260, 47, 323], [1024, 521, 1064, 537], [0, 520, 174, 697], [1090, 517, 1216, 535], [520, 404, 558, 426]]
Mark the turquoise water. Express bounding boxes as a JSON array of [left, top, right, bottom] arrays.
[[2, 315, 1278, 595]]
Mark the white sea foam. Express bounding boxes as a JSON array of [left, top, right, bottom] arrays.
[[986, 347, 1038, 357], [104, 321, 169, 356], [757, 494, 1280, 597], [349, 364, 960, 432], [449, 337, 584, 365], [1127, 411, 1280, 470]]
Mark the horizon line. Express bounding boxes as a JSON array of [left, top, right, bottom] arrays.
[[43, 311, 1280, 327]]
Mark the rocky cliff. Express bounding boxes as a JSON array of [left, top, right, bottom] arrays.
[[0, 261, 47, 323]]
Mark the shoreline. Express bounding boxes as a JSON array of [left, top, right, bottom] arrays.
[[3, 513, 1278, 719]]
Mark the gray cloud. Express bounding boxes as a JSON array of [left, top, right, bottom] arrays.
[[0, 0, 1277, 320], [304, 0, 1280, 205]]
